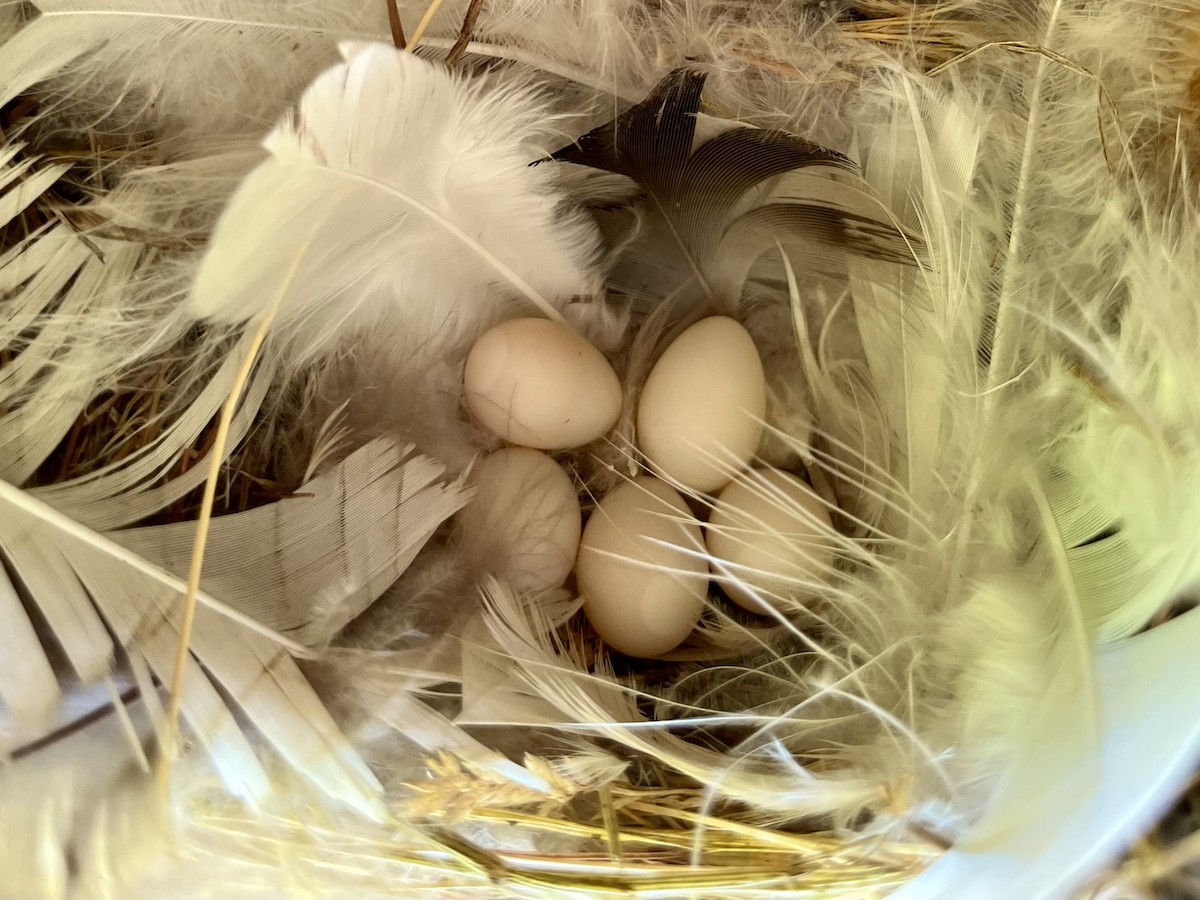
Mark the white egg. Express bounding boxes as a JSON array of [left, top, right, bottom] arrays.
[[637, 316, 766, 494], [464, 317, 622, 450], [705, 468, 834, 613], [576, 477, 708, 658], [458, 447, 581, 593]]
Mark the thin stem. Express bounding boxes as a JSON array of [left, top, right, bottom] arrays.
[[985, 11, 1064, 394], [385, 0, 407, 49], [447, 0, 485, 65], [158, 305, 279, 790], [408, 0, 447, 49], [157, 224, 318, 791]]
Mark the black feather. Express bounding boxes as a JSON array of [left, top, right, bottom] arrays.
[[547, 69, 918, 312]]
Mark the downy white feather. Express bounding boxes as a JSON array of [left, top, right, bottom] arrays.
[[849, 74, 986, 541], [1047, 194, 1200, 640], [836, 70, 1055, 842], [855, 117, 1099, 854], [190, 43, 601, 362]]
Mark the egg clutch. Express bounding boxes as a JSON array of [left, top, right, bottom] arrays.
[[458, 314, 836, 659]]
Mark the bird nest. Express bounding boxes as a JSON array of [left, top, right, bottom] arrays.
[[3, 2, 1200, 899]]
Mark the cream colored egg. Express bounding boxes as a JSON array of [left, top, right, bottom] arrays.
[[458, 447, 582, 593], [576, 477, 708, 658], [705, 468, 834, 613], [637, 316, 766, 494], [464, 317, 622, 450]]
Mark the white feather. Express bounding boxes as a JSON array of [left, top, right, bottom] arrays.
[[896, 607, 1200, 900], [478, 577, 883, 821], [1051, 197, 1200, 638], [0, 481, 288, 805], [0, 230, 135, 485], [0, 0, 366, 137], [114, 439, 470, 647], [0, 146, 70, 226], [0, 438, 463, 817], [847, 0, 1200, 859], [849, 74, 987, 539], [190, 43, 600, 362]]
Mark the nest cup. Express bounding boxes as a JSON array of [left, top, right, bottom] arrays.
[[2, 2, 1199, 898]]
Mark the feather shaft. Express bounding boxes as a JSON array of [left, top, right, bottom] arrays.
[[0, 478, 306, 653], [984, 1, 1065, 392]]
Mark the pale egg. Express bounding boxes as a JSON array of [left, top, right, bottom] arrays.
[[464, 317, 622, 450], [458, 447, 582, 593], [576, 477, 708, 658], [636, 316, 766, 493], [705, 468, 834, 613]]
